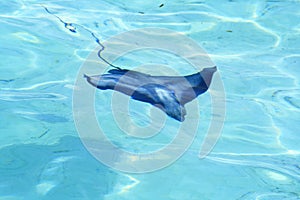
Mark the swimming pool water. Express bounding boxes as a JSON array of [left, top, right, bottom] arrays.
[[1, 0, 300, 199]]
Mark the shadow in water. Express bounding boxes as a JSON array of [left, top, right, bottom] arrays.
[[0, 136, 117, 199]]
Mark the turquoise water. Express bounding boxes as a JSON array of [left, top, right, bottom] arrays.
[[1, 0, 300, 199]]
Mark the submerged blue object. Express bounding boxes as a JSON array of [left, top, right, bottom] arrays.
[[84, 66, 217, 121]]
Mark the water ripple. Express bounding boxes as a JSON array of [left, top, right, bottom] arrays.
[[207, 153, 300, 180], [0, 91, 66, 101], [1, 80, 69, 91]]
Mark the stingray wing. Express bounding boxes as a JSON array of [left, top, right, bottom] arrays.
[[150, 68, 216, 105], [150, 75, 199, 105], [131, 83, 186, 122]]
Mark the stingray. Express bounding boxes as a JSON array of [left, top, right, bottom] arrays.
[[84, 66, 217, 122]]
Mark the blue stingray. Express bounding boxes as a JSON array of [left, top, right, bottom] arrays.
[[84, 66, 217, 121]]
